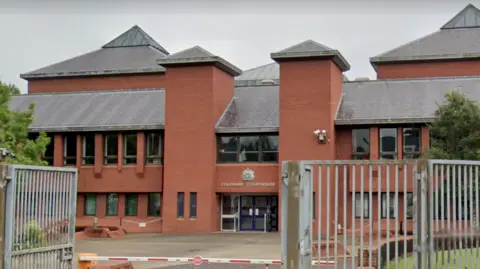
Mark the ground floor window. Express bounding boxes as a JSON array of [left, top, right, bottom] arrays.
[[353, 192, 369, 218], [84, 194, 97, 216], [177, 192, 185, 218], [148, 193, 161, 216], [189, 192, 197, 219], [125, 193, 138, 216], [381, 192, 398, 219], [106, 193, 119, 216], [406, 192, 414, 219]]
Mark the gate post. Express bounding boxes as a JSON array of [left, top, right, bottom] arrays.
[[286, 161, 301, 269], [0, 164, 7, 269]]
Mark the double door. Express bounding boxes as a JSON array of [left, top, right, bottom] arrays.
[[240, 196, 277, 231]]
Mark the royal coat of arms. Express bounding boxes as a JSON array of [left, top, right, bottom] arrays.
[[241, 168, 255, 181]]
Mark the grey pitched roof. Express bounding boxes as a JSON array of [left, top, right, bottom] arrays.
[[21, 26, 168, 79], [270, 40, 351, 72], [234, 62, 349, 87], [9, 89, 165, 132], [102, 25, 169, 54], [370, 4, 480, 65], [157, 46, 242, 76], [336, 76, 480, 125], [216, 86, 279, 133]]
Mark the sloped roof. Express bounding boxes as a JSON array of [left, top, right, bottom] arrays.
[[9, 89, 165, 132], [20, 25, 168, 79], [370, 4, 480, 66], [157, 46, 242, 76], [271, 40, 351, 72]]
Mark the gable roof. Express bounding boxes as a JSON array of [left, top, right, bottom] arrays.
[[157, 46, 242, 76], [20, 25, 168, 80], [9, 89, 165, 132], [271, 39, 351, 72], [370, 4, 480, 66]]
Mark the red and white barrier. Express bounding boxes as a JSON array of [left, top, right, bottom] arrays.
[[78, 255, 336, 266]]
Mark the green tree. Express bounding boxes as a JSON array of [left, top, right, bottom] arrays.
[[0, 81, 50, 165]]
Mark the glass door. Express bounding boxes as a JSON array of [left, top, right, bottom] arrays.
[[254, 196, 268, 231], [221, 195, 239, 231], [240, 196, 254, 230]]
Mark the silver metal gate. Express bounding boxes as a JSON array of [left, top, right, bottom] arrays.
[[4, 165, 78, 269], [282, 159, 480, 269]]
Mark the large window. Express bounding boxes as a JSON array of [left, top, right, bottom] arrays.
[[82, 134, 95, 165], [106, 193, 118, 216], [104, 134, 118, 165], [84, 194, 97, 216], [147, 193, 161, 216], [44, 133, 54, 165], [146, 133, 163, 164], [379, 128, 397, 160], [381, 192, 398, 219], [403, 128, 421, 159], [123, 134, 137, 165], [352, 129, 370, 160], [189, 192, 197, 219], [63, 134, 77, 165], [353, 193, 369, 218], [217, 135, 279, 163], [177, 192, 185, 218], [125, 193, 138, 216]]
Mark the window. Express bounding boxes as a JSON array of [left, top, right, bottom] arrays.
[[177, 192, 185, 218], [352, 129, 370, 160], [106, 193, 118, 216], [123, 134, 137, 165], [63, 134, 77, 165], [381, 193, 397, 219], [190, 192, 197, 219], [125, 193, 138, 216], [146, 133, 163, 164], [147, 193, 161, 216], [406, 193, 414, 219], [104, 134, 118, 165], [217, 135, 279, 163], [44, 134, 54, 165], [84, 194, 97, 216], [82, 134, 95, 165], [403, 128, 421, 159], [353, 193, 369, 218], [379, 128, 397, 160]]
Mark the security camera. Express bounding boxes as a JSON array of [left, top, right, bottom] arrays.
[[313, 129, 328, 144], [313, 129, 321, 135]]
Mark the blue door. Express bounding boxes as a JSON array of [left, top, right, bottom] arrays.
[[240, 196, 276, 231]]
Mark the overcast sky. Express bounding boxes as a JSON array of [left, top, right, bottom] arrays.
[[0, 0, 478, 93]]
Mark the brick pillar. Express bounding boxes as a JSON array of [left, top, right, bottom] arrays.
[[94, 134, 103, 176], [136, 132, 145, 176], [53, 134, 64, 167]]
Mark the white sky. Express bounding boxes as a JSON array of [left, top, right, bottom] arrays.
[[0, 0, 477, 93]]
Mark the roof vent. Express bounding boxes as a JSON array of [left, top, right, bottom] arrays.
[[260, 79, 276, 85], [354, 77, 370, 81]]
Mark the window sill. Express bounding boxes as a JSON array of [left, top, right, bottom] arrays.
[[216, 163, 279, 166], [177, 217, 185, 220], [189, 217, 197, 220]]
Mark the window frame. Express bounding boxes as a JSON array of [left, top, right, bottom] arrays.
[[106, 193, 119, 216], [146, 132, 163, 165], [189, 192, 197, 219], [402, 127, 421, 159], [104, 134, 118, 165], [63, 133, 77, 166], [43, 133, 55, 165], [381, 192, 398, 219], [123, 133, 137, 165], [353, 192, 370, 218], [84, 194, 97, 216], [379, 128, 398, 160], [125, 193, 138, 216], [82, 134, 95, 165], [351, 129, 370, 160], [217, 134, 279, 163], [177, 192, 185, 218], [147, 193, 162, 217]]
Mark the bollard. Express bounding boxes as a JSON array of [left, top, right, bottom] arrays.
[[78, 253, 98, 269]]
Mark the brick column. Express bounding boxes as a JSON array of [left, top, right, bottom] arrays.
[[53, 134, 64, 167], [94, 134, 103, 176]]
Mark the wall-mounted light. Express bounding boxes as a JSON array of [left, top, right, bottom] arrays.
[[313, 129, 328, 144]]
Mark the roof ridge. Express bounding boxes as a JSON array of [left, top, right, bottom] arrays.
[[17, 88, 165, 97], [102, 25, 169, 54], [441, 3, 480, 29], [344, 75, 480, 85]]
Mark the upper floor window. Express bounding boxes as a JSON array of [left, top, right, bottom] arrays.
[[379, 128, 397, 160], [123, 134, 137, 165], [63, 134, 77, 165], [352, 129, 370, 160], [104, 134, 118, 165], [82, 134, 95, 165], [44, 133, 54, 165], [217, 135, 279, 163], [403, 128, 420, 159], [146, 133, 163, 164]]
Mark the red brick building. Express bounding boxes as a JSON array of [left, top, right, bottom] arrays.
[[10, 4, 480, 234]]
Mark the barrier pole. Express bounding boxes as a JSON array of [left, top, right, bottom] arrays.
[[0, 165, 8, 269], [78, 253, 97, 269]]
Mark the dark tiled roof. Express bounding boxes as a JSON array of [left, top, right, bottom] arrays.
[[20, 26, 168, 79], [157, 46, 242, 76], [336, 76, 480, 125], [215, 86, 279, 133], [271, 40, 351, 72], [9, 89, 165, 132], [370, 4, 480, 65]]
